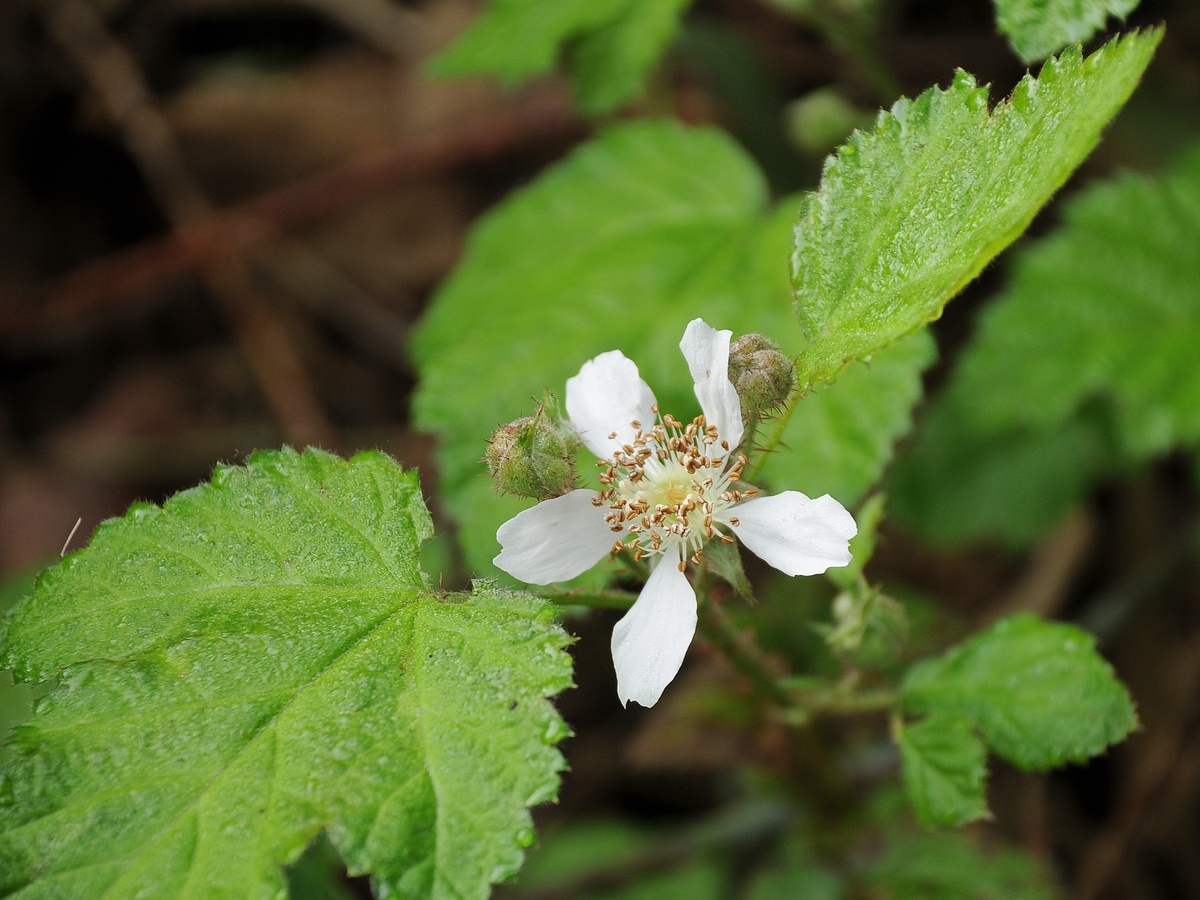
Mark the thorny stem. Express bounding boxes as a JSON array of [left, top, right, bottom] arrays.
[[808, 2, 901, 103], [743, 382, 802, 484], [697, 597, 796, 708]]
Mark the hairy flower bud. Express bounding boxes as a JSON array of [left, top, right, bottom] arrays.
[[727, 333, 796, 423], [485, 397, 577, 500]]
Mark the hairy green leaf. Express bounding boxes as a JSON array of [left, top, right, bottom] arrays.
[[791, 31, 1161, 389], [0, 449, 572, 900], [896, 713, 989, 827], [903, 614, 1136, 769], [865, 831, 1053, 900], [995, 0, 1140, 62], [428, 0, 692, 114], [412, 120, 934, 578], [944, 147, 1200, 461]]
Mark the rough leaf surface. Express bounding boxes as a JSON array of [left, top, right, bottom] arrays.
[[896, 713, 989, 827], [995, 0, 1140, 62], [903, 614, 1136, 770], [429, 0, 692, 114], [411, 120, 933, 578], [0, 449, 572, 900], [790, 31, 1161, 389]]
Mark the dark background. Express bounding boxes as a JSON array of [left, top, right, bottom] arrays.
[[0, 1, 1198, 897]]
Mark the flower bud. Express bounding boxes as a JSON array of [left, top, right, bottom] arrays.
[[728, 334, 796, 423], [485, 397, 577, 500]]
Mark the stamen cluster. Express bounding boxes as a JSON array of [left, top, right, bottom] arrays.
[[590, 405, 755, 570]]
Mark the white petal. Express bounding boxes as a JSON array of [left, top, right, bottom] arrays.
[[679, 318, 744, 450], [727, 492, 857, 576], [566, 350, 657, 460], [494, 489, 614, 584], [611, 549, 697, 708]]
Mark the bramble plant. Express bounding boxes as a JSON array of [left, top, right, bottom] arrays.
[[2, 1, 1186, 898]]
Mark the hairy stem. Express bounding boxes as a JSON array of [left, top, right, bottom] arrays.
[[697, 599, 795, 707], [743, 383, 801, 484]]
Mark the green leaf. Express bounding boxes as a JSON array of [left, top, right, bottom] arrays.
[[569, 0, 693, 115], [0, 448, 572, 900], [888, 398, 1115, 548], [791, 31, 1161, 390], [428, 0, 693, 114], [995, 0, 1140, 62], [865, 831, 1053, 900], [940, 146, 1200, 462], [412, 120, 934, 578], [896, 713, 989, 827], [903, 614, 1137, 769]]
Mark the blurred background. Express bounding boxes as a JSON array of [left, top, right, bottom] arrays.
[[0, 0, 1198, 898]]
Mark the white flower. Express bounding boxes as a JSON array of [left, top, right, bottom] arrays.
[[493, 319, 857, 707]]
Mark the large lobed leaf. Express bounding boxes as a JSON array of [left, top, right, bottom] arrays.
[[791, 30, 1161, 390], [903, 614, 1136, 770], [0, 449, 573, 900], [994, 0, 1141, 62], [428, 0, 693, 114], [411, 119, 934, 578]]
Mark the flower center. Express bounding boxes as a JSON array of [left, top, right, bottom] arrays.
[[593, 408, 754, 570]]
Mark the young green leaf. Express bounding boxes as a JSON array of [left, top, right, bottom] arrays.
[[412, 120, 933, 578], [0, 449, 572, 900], [903, 614, 1136, 769], [791, 30, 1161, 390], [428, 0, 693, 115], [896, 713, 989, 827], [995, 0, 1140, 62], [942, 146, 1200, 461]]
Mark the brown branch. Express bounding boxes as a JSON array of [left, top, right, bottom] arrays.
[[5, 89, 578, 347], [42, 0, 337, 448]]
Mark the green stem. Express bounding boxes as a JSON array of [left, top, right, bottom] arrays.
[[697, 599, 795, 708], [743, 383, 801, 484], [809, 2, 900, 103]]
